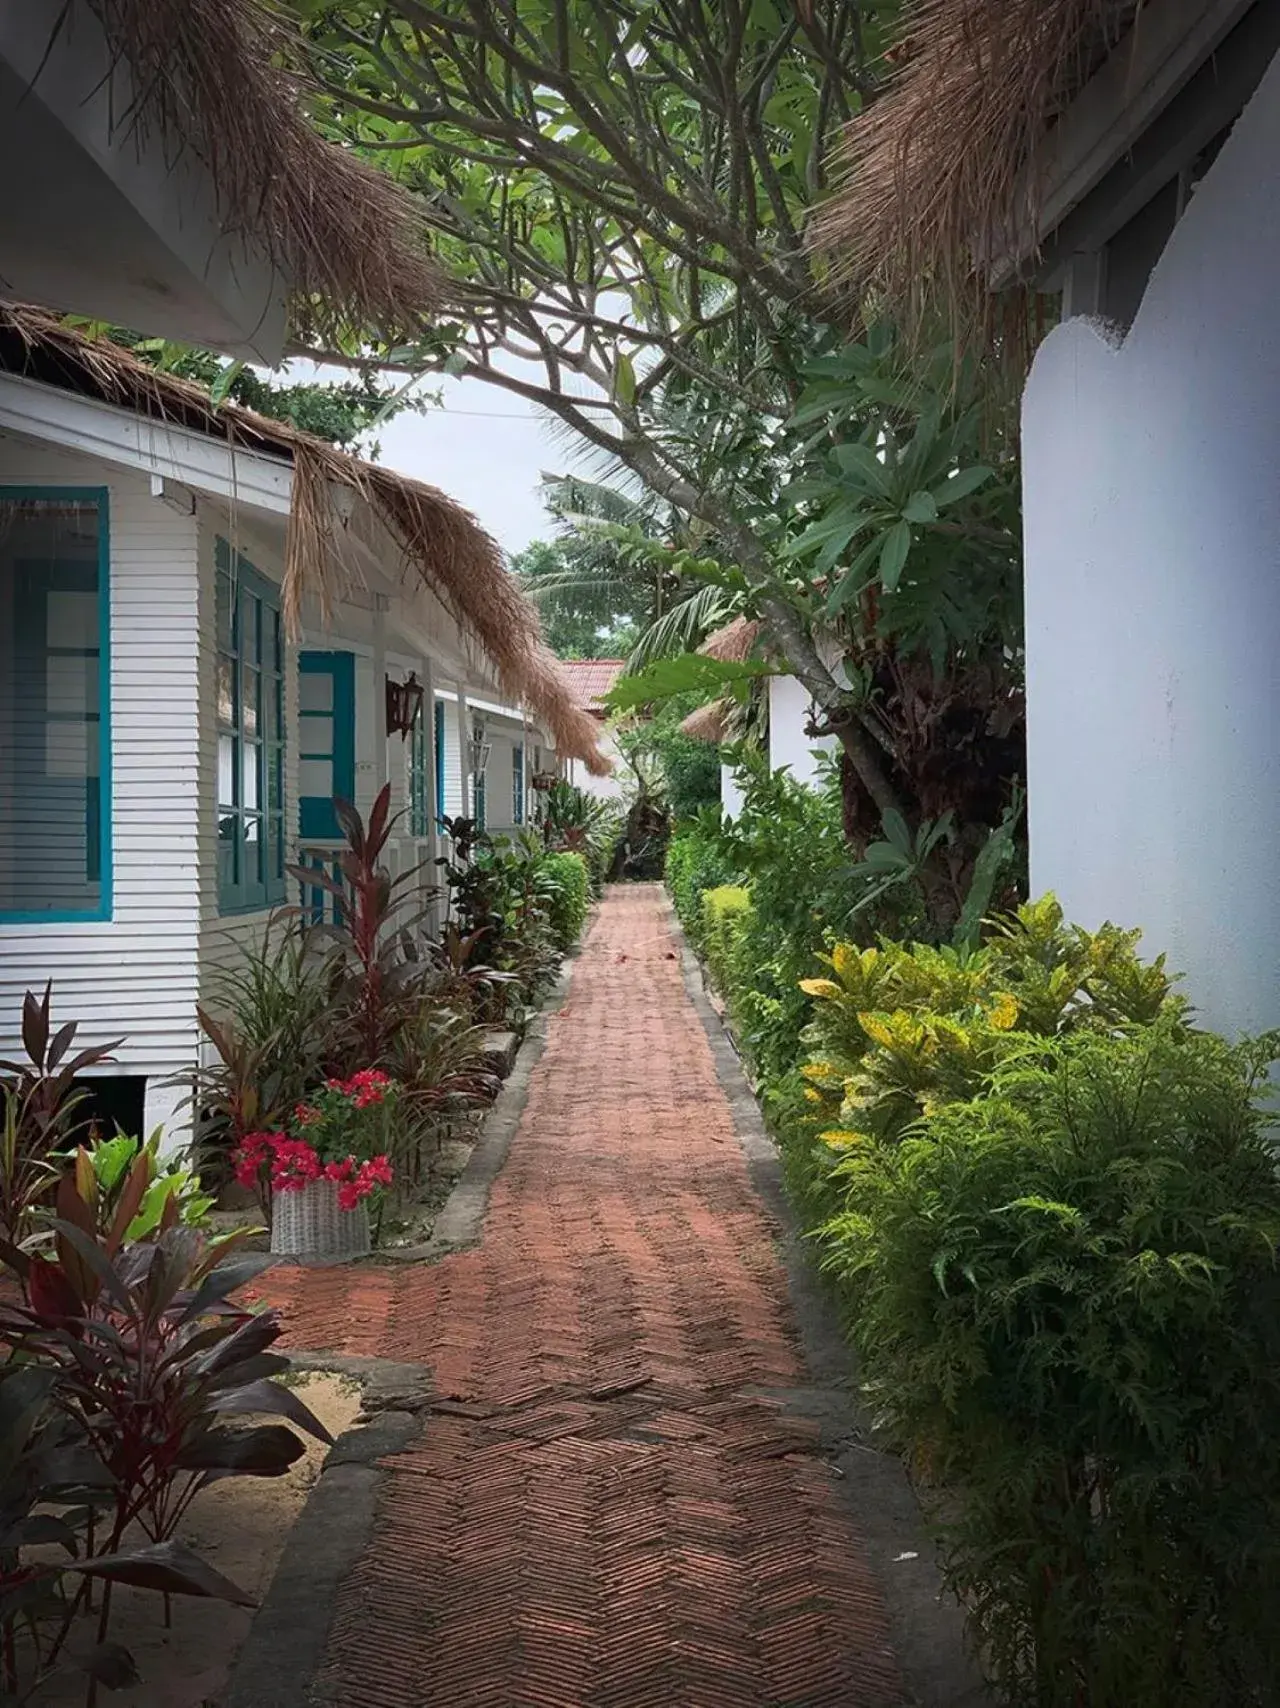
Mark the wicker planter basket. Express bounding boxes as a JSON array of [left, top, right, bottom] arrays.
[[270, 1179, 371, 1260]]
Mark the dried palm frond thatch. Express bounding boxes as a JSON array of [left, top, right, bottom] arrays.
[[0, 306, 607, 771], [810, 0, 1138, 340], [74, 0, 447, 342], [698, 617, 763, 664], [679, 700, 733, 745]]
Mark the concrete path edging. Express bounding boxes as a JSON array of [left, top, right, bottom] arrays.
[[664, 893, 990, 1708]]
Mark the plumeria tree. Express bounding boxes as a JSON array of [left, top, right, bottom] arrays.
[[289, 0, 1024, 925]]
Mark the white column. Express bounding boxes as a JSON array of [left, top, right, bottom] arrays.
[[455, 684, 470, 820], [420, 651, 440, 930]]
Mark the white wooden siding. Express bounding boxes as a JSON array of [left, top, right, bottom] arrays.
[[0, 440, 203, 1087]]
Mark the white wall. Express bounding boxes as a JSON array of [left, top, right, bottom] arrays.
[[768, 675, 837, 786], [1022, 47, 1280, 1035], [568, 723, 624, 801], [720, 763, 745, 821], [437, 691, 466, 820], [0, 440, 203, 1134]]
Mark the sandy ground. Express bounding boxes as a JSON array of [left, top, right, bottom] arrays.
[[30, 1373, 363, 1708]]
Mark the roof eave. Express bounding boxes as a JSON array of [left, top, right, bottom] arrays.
[[986, 0, 1261, 288]]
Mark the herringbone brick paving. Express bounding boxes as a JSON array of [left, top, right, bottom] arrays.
[[249, 885, 905, 1706]]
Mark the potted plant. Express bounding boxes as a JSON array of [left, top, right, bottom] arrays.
[[232, 1070, 396, 1259]]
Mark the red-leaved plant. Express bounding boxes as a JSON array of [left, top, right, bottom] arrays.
[[0, 1157, 332, 1706], [288, 786, 436, 1070], [0, 985, 121, 1249]]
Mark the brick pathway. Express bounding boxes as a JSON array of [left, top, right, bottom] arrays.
[[251, 885, 905, 1706]]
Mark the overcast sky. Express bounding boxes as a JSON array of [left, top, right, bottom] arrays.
[[373, 376, 557, 555], [291, 359, 604, 559]]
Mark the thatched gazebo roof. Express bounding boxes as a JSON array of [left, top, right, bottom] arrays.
[[698, 617, 762, 664], [810, 0, 1139, 330], [0, 306, 608, 772], [679, 699, 732, 745], [679, 617, 767, 745], [79, 0, 447, 343]]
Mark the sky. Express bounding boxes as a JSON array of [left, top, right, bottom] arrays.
[[373, 376, 559, 556], [290, 357, 605, 559]]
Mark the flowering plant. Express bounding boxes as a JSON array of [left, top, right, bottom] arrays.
[[232, 1069, 397, 1212], [293, 1068, 397, 1157]]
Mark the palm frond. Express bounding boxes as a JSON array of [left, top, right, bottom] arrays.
[[627, 585, 736, 671]]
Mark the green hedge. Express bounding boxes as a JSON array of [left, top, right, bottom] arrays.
[[539, 851, 590, 950], [699, 885, 752, 999], [680, 871, 1280, 1699], [795, 900, 1280, 1702], [665, 820, 736, 949]]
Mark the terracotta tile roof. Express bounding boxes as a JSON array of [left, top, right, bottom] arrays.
[[558, 658, 626, 713]]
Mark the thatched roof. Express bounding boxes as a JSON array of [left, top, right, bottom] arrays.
[[679, 700, 732, 745], [76, 0, 446, 343], [0, 307, 607, 772], [698, 617, 762, 664], [810, 0, 1137, 332]]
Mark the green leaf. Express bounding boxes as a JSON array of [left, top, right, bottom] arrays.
[[878, 521, 912, 592], [209, 359, 246, 407], [613, 352, 637, 407], [832, 441, 893, 500], [880, 809, 913, 857], [902, 489, 939, 525], [607, 652, 772, 711], [931, 465, 994, 508]]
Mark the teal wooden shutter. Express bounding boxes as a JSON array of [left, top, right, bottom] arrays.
[[298, 652, 355, 840]]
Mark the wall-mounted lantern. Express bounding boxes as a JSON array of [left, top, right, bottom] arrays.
[[467, 719, 492, 778], [385, 672, 425, 739]]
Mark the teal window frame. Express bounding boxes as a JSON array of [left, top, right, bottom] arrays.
[[297, 651, 355, 840], [433, 698, 445, 822], [512, 742, 525, 826], [216, 539, 286, 915], [0, 486, 111, 925]]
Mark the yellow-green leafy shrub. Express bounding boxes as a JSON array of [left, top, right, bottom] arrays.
[[700, 885, 752, 1000], [798, 895, 1180, 1153], [665, 817, 736, 951]]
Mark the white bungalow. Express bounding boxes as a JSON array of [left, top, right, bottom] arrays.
[[677, 619, 837, 817], [0, 2, 606, 1139], [0, 312, 606, 1143], [804, 0, 1280, 1034]]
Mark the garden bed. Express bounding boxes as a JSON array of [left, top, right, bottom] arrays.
[[28, 1374, 363, 1708]]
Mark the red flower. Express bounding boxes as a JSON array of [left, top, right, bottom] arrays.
[[231, 1130, 280, 1188]]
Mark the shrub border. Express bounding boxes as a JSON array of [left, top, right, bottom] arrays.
[[664, 890, 990, 1708]]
